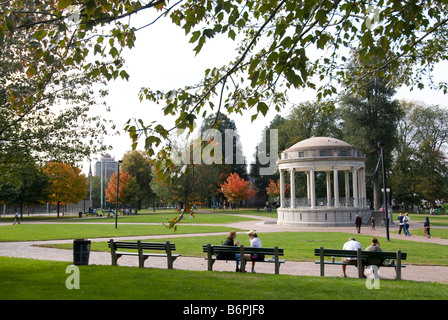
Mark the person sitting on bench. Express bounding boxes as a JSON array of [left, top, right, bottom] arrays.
[[244, 230, 264, 273], [219, 231, 241, 272], [341, 237, 364, 277], [365, 237, 383, 265]]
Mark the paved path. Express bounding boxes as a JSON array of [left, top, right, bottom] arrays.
[[1, 213, 447, 284]]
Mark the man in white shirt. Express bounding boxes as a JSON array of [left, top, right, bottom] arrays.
[[342, 237, 363, 277]]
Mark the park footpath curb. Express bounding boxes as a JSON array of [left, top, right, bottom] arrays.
[[0, 214, 447, 284]]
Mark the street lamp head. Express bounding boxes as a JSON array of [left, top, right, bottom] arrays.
[[377, 141, 386, 147]]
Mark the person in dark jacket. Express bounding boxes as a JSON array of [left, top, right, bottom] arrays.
[[424, 217, 431, 238], [219, 231, 241, 272], [355, 215, 362, 234], [397, 213, 404, 234]]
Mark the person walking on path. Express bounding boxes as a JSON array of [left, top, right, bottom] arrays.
[[370, 216, 376, 231], [424, 217, 431, 238], [13, 211, 20, 225], [403, 213, 411, 236], [355, 215, 362, 234], [397, 213, 404, 234]]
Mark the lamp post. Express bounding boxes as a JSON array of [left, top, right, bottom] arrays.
[[115, 160, 122, 229], [88, 163, 92, 211], [378, 141, 390, 241], [100, 158, 103, 209]]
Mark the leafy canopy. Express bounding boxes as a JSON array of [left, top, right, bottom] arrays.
[[2, 1, 447, 167], [2, 0, 448, 220]]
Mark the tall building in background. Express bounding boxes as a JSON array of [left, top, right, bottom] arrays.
[[94, 154, 118, 209], [94, 154, 118, 181]]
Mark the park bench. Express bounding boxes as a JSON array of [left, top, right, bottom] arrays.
[[202, 244, 285, 274], [314, 247, 407, 280], [108, 239, 180, 269]]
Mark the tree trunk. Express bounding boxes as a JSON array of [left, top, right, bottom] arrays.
[[373, 174, 382, 210]]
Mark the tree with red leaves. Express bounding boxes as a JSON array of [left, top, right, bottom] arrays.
[[220, 173, 257, 209], [105, 172, 139, 207], [266, 179, 290, 202]]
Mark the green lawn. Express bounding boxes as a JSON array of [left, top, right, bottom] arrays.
[[46, 231, 448, 266], [71, 211, 260, 224], [1, 257, 447, 300], [0, 223, 243, 242]]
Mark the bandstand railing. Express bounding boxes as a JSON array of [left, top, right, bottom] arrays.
[[281, 197, 367, 208]]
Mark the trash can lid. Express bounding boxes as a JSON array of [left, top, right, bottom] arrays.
[[74, 238, 91, 242]]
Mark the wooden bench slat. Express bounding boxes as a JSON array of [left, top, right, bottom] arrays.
[[109, 241, 176, 250], [314, 260, 406, 267], [313, 248, 407, 260], [115, 252, 181, 257], [203, 245, 284, 255], [201, 246, 242, 253], [313, 249, 359, 258]]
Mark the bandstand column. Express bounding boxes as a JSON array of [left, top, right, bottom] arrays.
[[359, 167, 366, 207], [310, 167, 316, 209], [333, 167, 339, 208], [345, 171, 350, 206], [353, 167, 359, 208], [362, 167, 367, 207], [279, 169, 285, 208], [306, 172, 310, 200], [290, 168, 295, 209], [326, 171, 331, 207]]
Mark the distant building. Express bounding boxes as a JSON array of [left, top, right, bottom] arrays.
[[94, 153, 118, 181]]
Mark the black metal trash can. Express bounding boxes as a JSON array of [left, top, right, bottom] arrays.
[[73, 239, 91, 265], [78, 212, 82, 218]]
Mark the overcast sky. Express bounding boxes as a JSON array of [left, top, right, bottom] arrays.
[[80, 10, 448, 175]]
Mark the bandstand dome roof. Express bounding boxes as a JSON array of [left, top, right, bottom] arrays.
[[285, 137, 352, 151], [279, 137, 364, 171]]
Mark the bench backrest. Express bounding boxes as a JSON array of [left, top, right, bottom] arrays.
[[108, 240, 176, 251], [314, 248, 407, 260], [361, 251, 407, 260], [203, 244, 284, 256]]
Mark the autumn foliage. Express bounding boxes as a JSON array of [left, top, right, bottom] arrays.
[[43, 162, 88, 217], [220, 173, 257, 204], [105, 171, 139, 206], [265, 179, 290, 200]]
